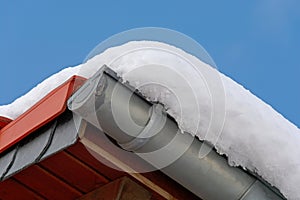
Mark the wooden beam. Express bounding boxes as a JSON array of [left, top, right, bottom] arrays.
[[79, 177, 151, 200], [81, 137, 177, 200]]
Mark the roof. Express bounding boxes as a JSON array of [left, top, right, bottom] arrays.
[[0, 76, 86, 154], [0, 65, 285, 200], [0, 76, 200, 200]]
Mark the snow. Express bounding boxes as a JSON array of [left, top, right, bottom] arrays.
[[1, 41, 299, 199]]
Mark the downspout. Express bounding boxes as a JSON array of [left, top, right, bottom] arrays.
[[68, 65, 285, 200]]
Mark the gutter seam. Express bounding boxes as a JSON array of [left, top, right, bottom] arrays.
[[238, 179, 258, 200]]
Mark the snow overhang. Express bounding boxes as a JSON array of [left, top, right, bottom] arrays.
[[68, 66, 285, 200]]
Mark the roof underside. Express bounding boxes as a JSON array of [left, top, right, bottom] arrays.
[[0, 110, 200, 200]]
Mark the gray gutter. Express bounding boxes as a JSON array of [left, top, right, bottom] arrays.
[[68, 65, 285, 200]]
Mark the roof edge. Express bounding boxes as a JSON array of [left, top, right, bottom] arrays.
[[0, 76, 86, 154]]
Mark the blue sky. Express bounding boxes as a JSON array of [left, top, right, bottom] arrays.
[[0, 1, 299, 127]]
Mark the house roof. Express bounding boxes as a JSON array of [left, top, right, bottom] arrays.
[[0, 76, 86, 154], [0, 65, 284, 200], [0, 76, 200, 200]]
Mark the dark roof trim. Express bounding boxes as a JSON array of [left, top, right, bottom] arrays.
[[0, 110, 79, 181]]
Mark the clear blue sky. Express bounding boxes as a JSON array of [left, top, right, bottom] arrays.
[[1, 1, 299, 127]]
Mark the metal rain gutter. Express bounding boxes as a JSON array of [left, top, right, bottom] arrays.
[[68, 65, 285, 200]]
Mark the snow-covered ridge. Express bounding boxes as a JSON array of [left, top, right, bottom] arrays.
[[1, 41, 299, 200]]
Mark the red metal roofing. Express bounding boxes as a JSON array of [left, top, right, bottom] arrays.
[[0, 76, 86, 154], [0, 117, 12, 130]]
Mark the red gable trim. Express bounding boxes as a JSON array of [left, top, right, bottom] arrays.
[[0, 76, 86, 154], [0, 117, 12, 130]]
